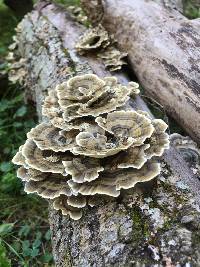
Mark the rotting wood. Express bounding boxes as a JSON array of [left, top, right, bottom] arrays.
[[14, 2, 200, 266], [81, 0, 200, 144]]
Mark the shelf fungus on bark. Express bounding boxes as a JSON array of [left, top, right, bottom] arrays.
[[145, 119, 170, 159], [105, 144, 150, 170], [56, 74, 105, 103], [53, 195, 83, 220], [42, 90, 61, 119], [98, 46, 128, 72], [17, 167, 48, 182], [73, 123, 135, 158], [12, 74, 169, 220], [170, 133, 200, 175], [96, 111, 154, 146], [12, 145, 26, 166], [21, 139, 68, 174], [63, 157, 104, 183], [24, 174, 72, 199], [27, 122, 78, 152], [75, 24, 127, 71], [75, 25, 110, 54], [68, 161, 160, 196]]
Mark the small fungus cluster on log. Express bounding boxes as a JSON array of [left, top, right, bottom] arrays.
[[76, 25, 127, 71], [12, 74, 169, 220]]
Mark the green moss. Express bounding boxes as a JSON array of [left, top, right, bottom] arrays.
[[53, 0, 80, 7], [131, 207, 151, 242], [64, 247, 72, 267], [183, 0, 200, 19]]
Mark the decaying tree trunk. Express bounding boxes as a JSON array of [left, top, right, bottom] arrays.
[[81, 0, 200, 144], [155, 0, 183, 13], [15, 2, 200, 266]]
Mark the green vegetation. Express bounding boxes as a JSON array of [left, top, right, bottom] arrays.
[[183, 0, 200, 19], [0, 1, 54, 266], [53, 0, 80, 7], [0, 1, 17, 57]]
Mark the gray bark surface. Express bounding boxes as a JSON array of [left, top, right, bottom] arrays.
[[81, 0, 200, 144], [155, 0, 183, 13], [16, 2, 200, 266]]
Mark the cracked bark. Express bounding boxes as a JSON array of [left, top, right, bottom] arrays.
[[16, 2, 200, 266], [81, 0, 200, 144]]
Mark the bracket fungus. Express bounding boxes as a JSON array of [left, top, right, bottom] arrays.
[[75, 25, 110, 54], [76, 25, 127, 71], [12, 74, 169, 220], [170, 133, 200, 175], [98, 46, 128, 72]]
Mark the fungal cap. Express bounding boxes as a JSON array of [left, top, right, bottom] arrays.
[[96, 110, 154, 146], [145, 119, 170, 159], [68, 178, 120, 197], [56, 74, 105, 102], [108, 144, 150, 170], [42, 90, 60, 119], [68, 161, 160, 197], [17, 167, 46, 182], [24, 174, 71, 199], [73, 124, 134, 158], [27, 122, 78, 152], [22, 139, 66, 174], [53, 196, 83, 220], [77, 82, 131, 117], [76, 25, 110, 53], [170, 133, 200, 167], [98, 46, 127, 71], [63, 157, 104, 183], [67, 195, 87, 208], [12, 145, 26, 166], [115, 161, 161, 190]]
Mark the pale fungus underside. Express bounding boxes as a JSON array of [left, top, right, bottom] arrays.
[[12, 74, 169, 220]]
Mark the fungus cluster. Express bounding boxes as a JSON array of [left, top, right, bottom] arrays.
[[7, 22, 27, 85], [12, 74, 169, 220], [76, 25, 127, 71]]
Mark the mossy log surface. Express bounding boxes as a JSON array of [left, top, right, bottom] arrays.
[[16, 2, 200, 266]]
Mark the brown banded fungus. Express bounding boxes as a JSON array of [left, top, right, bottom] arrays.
[[17, 167, 48, 182], [24, 174, 72, 199], [98, 46, 128, 72], [27, 122, 78, 152], [170, 133, 200, 175], [75, 25, 110, 54], [12, 74, 169, 220], [76, 25, 127, 71]]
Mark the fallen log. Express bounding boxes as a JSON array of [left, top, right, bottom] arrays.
[[81, 0, 200, 144], [14, 2, 200, 266], [155, 0, 183, 13]]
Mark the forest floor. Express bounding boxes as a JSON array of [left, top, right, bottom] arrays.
[[0, 0, 199, 266]]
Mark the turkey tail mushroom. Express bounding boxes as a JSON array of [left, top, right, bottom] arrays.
[[12, 74, 169, 220]]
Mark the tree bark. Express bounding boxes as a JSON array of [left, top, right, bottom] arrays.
[[81, 0, 200, 144], [16, 2, 200, 266], [155, 0, 183, 12]]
